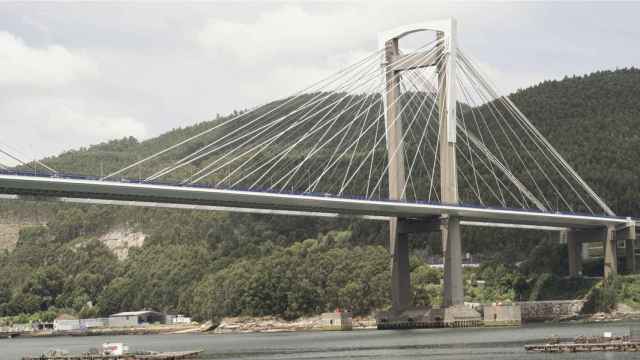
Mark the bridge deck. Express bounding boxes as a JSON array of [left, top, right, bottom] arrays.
[[0, 173, 633, 229]]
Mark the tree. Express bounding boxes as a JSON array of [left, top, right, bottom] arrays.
[[97, 277, 134, 316]]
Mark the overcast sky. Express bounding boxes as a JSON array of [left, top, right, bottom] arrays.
[[1, 1, 639, 164]]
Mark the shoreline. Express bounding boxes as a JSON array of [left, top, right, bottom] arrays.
[[7, 323, 214, 339], [209, 309, 640, 334], [5, 309, 640, 339], [555, 311, 640, 325]]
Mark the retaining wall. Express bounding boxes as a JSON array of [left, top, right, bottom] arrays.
[[516, 300, 585, 321]]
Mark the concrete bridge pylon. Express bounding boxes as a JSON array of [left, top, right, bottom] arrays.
[[380, 18, 463, 312]]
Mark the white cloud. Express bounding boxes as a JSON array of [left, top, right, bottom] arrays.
[[0, 31, 96, 87], [196, 5, 366, 64], [0, 2, 638, 166], [33, 103, 147, 142], [1, 97, 147, 161], [0, 30, 143, 164]]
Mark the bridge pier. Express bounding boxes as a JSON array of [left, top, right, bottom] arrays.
[[566, 230, 583, 278], [393, 216, 464, 308], [567, 226, 620, 280], [393, 217, 441, 312], [390, 218, 410, 312], [604, 225, 618, 279], [616, 222, 636, 274], [626, 238, 636, 274], [442, 215, 463, 306]]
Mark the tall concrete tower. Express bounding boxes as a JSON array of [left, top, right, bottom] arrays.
[[379, 18, 463, 310]]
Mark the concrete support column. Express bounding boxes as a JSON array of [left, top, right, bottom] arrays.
[[626, 237, 636, 274], [442, 216, 463, 307], [569, 227, 618, 279], [566, 230, 583, 278], [603, 225, 617, 280], [616, 222, 636, 274], [390, 218, 410, 312], [383, 38, 410, 312], [435, 27, 463, 308]]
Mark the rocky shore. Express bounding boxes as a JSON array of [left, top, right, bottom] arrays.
[[584, 304, 640, 322], [10, 303, 640, 338], [211, 302, 640, 334], [213, 315, 376, 334], [546, 303, 640, 324]]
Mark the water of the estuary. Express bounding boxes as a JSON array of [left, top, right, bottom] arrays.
[[3, 321, 640, 360]]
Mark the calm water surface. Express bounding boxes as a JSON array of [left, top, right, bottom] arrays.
[[3, 321, 640, 360]]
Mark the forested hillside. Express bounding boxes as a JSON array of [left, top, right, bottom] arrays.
[[1, 68, 639, 323], [510, 68, 640, 216]]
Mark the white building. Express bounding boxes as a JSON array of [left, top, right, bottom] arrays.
[[319, 310, 352, 330], [53, 314, 80, 331], [166, 314, 192, 325]]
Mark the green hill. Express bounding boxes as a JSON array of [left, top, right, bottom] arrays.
[[1, 68, 639, 322], [510, 68, 640, 216]]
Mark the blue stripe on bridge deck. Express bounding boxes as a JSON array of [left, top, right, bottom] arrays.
[[0, 173, 633, 229]]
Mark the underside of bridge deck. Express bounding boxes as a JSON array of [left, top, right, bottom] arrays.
[[566, 223, 637, 279]]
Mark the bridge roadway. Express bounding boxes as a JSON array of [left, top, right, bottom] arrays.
[[0, 172, 635, 230]]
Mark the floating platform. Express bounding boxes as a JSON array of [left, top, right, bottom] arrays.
[[22, 350, 203, 360], [525, 336, 640, 353], [525, 342, 640, 352]]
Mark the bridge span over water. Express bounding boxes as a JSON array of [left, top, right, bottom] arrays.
[[0, 18, 636, 319], [0, 171, 633, 230]]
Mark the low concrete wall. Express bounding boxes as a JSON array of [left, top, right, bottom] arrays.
[[483, 304, 521, 326], [516, 300, 585, 322], [1, 323, 34, 333], [108, 316, 139, 327], [54, 319, 80, 331], [81, 318, 109, 328]]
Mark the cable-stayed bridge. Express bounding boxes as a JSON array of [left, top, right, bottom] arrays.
[[0, 19, 636, 318]]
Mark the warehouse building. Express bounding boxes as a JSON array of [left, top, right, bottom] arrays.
[[109, 310, 165, 327]]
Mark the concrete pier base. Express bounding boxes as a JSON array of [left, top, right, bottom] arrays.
[[375, 305, 481, 330]]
